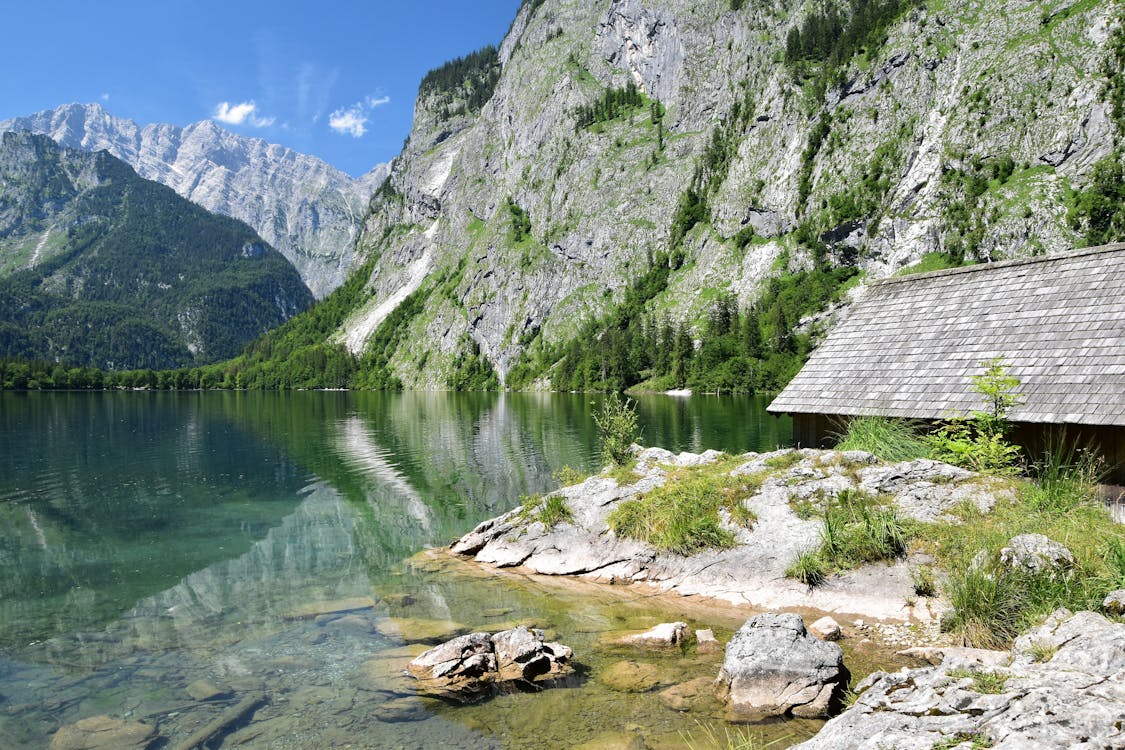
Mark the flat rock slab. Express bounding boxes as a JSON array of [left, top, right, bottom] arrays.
[[50, 716, 156, 750], [450, 447, 1008, 620]]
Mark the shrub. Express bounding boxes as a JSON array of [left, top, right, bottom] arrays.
[[926, 358, 1025, 474], [594, 393, 642, 467], [833, 415, 930, 462], [553, 465, 589, 487]]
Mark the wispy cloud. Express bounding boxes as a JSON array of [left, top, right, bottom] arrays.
[[212, 100, 275, 128], [328, 94, 390, 138], [100, 93, 111, 102]]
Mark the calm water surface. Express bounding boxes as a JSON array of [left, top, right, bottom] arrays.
[[0, 391, 796, 749]]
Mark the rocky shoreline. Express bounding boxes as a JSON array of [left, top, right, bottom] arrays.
[[446, 445, 1125, 748], [452, 446, 1008, 624]]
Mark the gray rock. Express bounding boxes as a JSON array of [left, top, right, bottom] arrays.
[[613, 622, 690, 648], [794, 610, 1125, 750], [407, 626, 572, 702], [808, 616, 842, 641], [1102, 589, 1125, 615], [695, 628, 722, 654], [717, 613, 848, 719], [999, 534, 1074, 574]]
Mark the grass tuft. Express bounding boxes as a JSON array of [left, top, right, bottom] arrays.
[[519, 493, 573, 529], [786, 550, 829, 586], [784, 489, 913, 587], [948, 668, 1009, 695], [833, 415, 931, 462]]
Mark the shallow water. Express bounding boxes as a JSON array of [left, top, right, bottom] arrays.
[[0, 390, 895, 749]]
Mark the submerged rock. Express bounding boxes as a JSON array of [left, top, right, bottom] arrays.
[[375, 617, 470, 645], [49, 716, 156, 750], [611, 621, 690, 648], [406, 626, 573, 703], [717, 613, 848, 719], [598, 660, 664, 693], [694, 628, 722, 654], [793, 610, 1125, 749]]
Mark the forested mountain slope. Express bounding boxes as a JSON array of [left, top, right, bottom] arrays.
[[179, 0, 1124, 393], [0, 104, 388, 298], [0, 132, 314, 370]]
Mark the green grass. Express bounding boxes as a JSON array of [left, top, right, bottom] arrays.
[[911, 565, 938, 597], [518, 494, 573, 529], [922, 454, 1125, 648], [933, 732, 994, 750], [947, 668, 1009, 695], [553, 465, 589, 487], [607, 457, 761, 556], [786, 550, 829, 586], [833, 415, 931, 462], [785, 489, 914, 586]]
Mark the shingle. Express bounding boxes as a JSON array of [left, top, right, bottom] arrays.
[[769, 244, 1125, 427]]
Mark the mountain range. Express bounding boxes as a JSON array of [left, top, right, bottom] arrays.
[[1, 0, 1122, 389], [0, 131, 313, 370], [0, 103, 388, 298]]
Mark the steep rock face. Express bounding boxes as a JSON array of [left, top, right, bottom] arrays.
[[0, 103, 387, 297], [344, 0, 1118, 387]]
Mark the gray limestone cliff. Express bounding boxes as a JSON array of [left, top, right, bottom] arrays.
[[340, 0, 1120, 386], [0, 103, 388, 298]]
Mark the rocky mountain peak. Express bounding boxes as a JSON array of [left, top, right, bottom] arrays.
[[0, 104, 388, 298]]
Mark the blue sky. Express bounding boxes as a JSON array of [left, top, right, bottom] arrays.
[[3, 1, 523, 176]]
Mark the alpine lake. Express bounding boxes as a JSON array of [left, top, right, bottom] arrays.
[[0, 391, 889, 749]]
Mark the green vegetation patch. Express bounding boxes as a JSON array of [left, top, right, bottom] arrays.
[[607, 456, 760, 556], [833, 415, 931, 462], [519, 493, 573, 529]]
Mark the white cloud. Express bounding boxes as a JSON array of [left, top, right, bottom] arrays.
[[100, 93, 111, 102], [212, 100, 275, 128], [329, 104, 367, 137], [329, 94, 390, 138]]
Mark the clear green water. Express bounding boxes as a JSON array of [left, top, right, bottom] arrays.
[[0, 391, 813, 749]]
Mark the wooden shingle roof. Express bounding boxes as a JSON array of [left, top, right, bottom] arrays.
[[768, 244, 1125, 426]]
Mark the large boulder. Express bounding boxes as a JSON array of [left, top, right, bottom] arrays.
[[406, 626, 572, 702], [792, 610, 1125, 750], [716, 613, 848, 719]]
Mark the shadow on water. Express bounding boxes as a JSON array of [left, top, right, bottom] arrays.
[[0, 390, 799, 749]]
